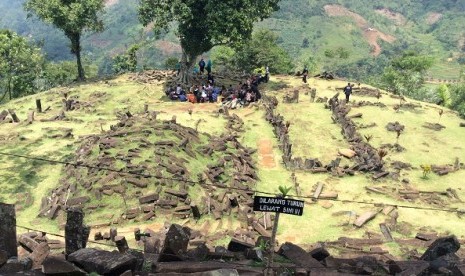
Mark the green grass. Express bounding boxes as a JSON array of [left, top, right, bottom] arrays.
[[2, 72, 465, 257]]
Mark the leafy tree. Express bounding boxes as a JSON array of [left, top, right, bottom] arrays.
[[113, 44, 140, 74], [235, 29, 293, 74], [138, 0, 280, 84], [0, 29, 44, 102], [25, 0, 105, 81], [210, 46, 236, 73], [449, 84, 465, 118], [381, 51, 434, 96], [296, 54, 318, 74]]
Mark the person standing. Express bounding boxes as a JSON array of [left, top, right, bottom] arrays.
[[302, 66, 309, 83], [199, 58, 206, 75], [206, 59, 212, 75], [265, 66, 270, 83], [344, 83, 353, 103], [175, 60, 181, 76]]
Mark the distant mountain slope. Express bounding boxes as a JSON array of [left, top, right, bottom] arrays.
[[1, 0, 464, 80]]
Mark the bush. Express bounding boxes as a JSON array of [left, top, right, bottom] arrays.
[[164, 56, 179, 70]]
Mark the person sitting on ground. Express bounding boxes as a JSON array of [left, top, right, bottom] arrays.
[[194, 85, 201, 103], [176, 84, 182, 95], [344, 82, 353, 103], [200, 87, 208, 103], [207, 73, 214, 85], [169, 90, 178, 100], [165, 86, 174, 97], [245, 89, 254, 103], [228, 84, 234, 93]]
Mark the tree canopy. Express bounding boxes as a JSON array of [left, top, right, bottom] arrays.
[[235, 29, 293, 74], [0, 29, 44, 102], [138, 0, 280, 83], [381, 51, 434, 95], [25, 0, 105, 80]]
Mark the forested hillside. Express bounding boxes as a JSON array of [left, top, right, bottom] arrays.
[[1, 0, 464, 80]]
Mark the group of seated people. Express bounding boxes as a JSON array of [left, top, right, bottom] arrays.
[[165, 73, 265, 106]]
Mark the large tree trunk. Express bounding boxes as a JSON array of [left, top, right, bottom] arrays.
[[70, 33, 85, 81], [178, 50, 197, 85]]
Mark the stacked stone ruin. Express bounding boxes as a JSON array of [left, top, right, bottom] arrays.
[[37, 110, 276, 240], [328, 93, 386, 175], [4, 209, 464, 275], [262, 94, 381, 177]]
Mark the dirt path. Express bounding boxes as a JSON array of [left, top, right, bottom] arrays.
[[258, 139, 276, 168]]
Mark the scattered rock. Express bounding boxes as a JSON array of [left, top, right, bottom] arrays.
[[68, 248, 137, 275], [338, 148, 356, 159], [42, 255, 86, 275], [158, 224, 190, 262]]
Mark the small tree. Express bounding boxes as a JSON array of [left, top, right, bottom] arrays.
[[436, 84, 451, 107], [25, 0, 105, 81]]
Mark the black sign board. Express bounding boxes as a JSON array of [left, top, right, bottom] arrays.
[[253, 196, 304, 216]]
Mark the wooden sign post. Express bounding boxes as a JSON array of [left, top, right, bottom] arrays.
[[253, 195, 305, 275]]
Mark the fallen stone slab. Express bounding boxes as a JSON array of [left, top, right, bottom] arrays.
[[421, 235, 460, 261], [155, 261, 262, 275], [227, 237, 254, 252], [318, 192, 338, 199], [354, 211, 378, 227], [372, 171, 389, 180], [339, 149, 356, 159], [66, 196, 90, 206], [278, 242, 324, 269], [42, 255, 86, 275], [379, 223, 393, 242], [68, 248, 136, 275], [139, 193, 159, 204], [252, 221, 271, 238], [309, 247, 330, 262], [388, 260, 429, 275], [18, 235, 40, 252], [126, 177, 148, 188], [165, 189, 188, 199], [30, 241, 50, 269], [313, 182, 324, 199]]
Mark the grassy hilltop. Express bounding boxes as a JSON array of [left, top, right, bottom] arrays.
[[0, 72, 464, 256]]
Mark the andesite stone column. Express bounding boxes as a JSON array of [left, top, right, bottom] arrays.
[[65, 207, 90, 257], [0, 203, 18, 258]]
